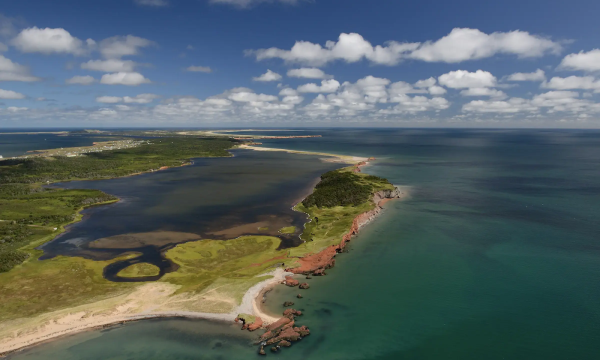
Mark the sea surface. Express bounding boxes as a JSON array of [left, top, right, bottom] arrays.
[[8, 129, 600, 359]]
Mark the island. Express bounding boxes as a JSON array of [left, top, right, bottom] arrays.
[[0, 135, 403, 355]]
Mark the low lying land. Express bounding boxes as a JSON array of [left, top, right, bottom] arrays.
[[0, 138, 402, 355]]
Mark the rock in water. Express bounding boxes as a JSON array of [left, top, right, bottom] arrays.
[[297, 293, 303, 298], [283, 301, 295, 307], [299, 283, 310, 289], [284, 276, 299, 287]]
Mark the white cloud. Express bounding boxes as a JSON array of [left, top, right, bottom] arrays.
[[428, 86, 447, 95], [0, 88, 25, 99], [11, 27, 92, 55], [0, 55, 41, 82], [414, 77, 436, 88], [297, 79, 340, 93], [506, 69, 546, 82], [542, 76, 600, 91], [559, 49, 600, 72], [99, 35, 154, 59], [253, 69, 282, 82], [438, 70, 497, 89], [382, 95, 450, 114], [287, 68, 330, 79], [249, 28, 561, 66], [463, 98, 538, 113], [460, 87, 507, 99], [97, 93, 159, 104], [227, 88, 278, 102], [409, 28, 561, 63], [134, 0, 169, 6], [279, 88, 297, 96], [186, 65, 212, 73], [66, 75, 96, 85], [81, 59, 137, 72], [100, 72, 151, 86], [209, 0, 303, 9]]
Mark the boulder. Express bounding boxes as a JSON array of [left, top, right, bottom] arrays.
[[284, 276, 299, 287], [278, 340, 292, 347], [299, 283, 310, 289], [283, 301, 295, 307], [297, 293, 303, 298]]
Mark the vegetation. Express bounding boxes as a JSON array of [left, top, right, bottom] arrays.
[[0, 137, 234, 184], [291, 168, 395, 257], [279, 226, 296, 234], [302, 170, 391, 208], [0, 137, 235, 272], [0, 254, 134, 322], [117, 263, 161, 278]]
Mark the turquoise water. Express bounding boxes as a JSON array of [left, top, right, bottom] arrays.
[[8, 129, 600, 359]]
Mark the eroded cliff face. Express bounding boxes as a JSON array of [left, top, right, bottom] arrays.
[[287, 187, 402, 275]]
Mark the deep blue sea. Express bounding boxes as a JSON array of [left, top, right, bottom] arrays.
[[8, 129, 600, 360]]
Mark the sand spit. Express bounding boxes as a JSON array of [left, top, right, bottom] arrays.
[[237, 144, 367, 164]]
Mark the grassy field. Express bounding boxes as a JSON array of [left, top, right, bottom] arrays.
[[117, 263, 161, 278], [279, 226, 296, 234]]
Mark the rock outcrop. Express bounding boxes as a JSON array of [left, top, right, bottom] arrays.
[[283, 276, 299, 287], [299, 283, 310, 289]]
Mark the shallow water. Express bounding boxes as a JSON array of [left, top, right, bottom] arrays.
[[9, 129, 600, 359]]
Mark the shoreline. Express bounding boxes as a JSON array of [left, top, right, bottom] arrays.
[[0, 146, 397, 356]]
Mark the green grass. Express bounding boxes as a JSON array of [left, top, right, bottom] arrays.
[[117, 263, 161, 278], [279, 226, 296, 234], [0, 254, 134, 322], [162, 236, 289, 295]]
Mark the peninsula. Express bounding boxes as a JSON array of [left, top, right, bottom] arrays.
[[0, 135, 402, 355]]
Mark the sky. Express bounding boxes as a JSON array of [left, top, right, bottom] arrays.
[[1, 0, 600, 128]]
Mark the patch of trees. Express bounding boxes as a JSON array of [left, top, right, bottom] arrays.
[[302, 170, 372, 208]]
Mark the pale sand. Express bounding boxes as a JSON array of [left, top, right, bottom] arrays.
[[0, 269, 290, 355], [237, 144, 368, 164]]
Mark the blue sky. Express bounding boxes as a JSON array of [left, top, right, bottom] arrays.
[[1, 0, 600, 128]]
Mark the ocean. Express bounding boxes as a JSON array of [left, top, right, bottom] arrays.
[[7, 129, 600, 360]]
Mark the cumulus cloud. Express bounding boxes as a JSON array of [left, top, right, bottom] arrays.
[[0, 88, 25, 99], [66, 75, 96, 85], [81, 59, 137, 72], [438, 70, 497, 89], [249, 28, 561, 66], [97, 93, 159, 104], [99, 35, 154, 59], [558, 49, 600, 72], [287, 68, 331, 79], [460, 87, 507, 99], [134, 0, 169, 6], [252, 69, 282, 82], [463, 98, 537, 113], [542, 76, 600, 91], [409, 28, 561, 62], [11, 27, 93, 55], [186, 65, 212, 73], [100, 72, 151, 86], [506, 69, 546, 82], [297, 79, 340, 93], [0, 55, 41, 82], [209, 0, 303, 9]]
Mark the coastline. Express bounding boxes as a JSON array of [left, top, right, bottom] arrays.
[[0, 146, 399, 356]]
